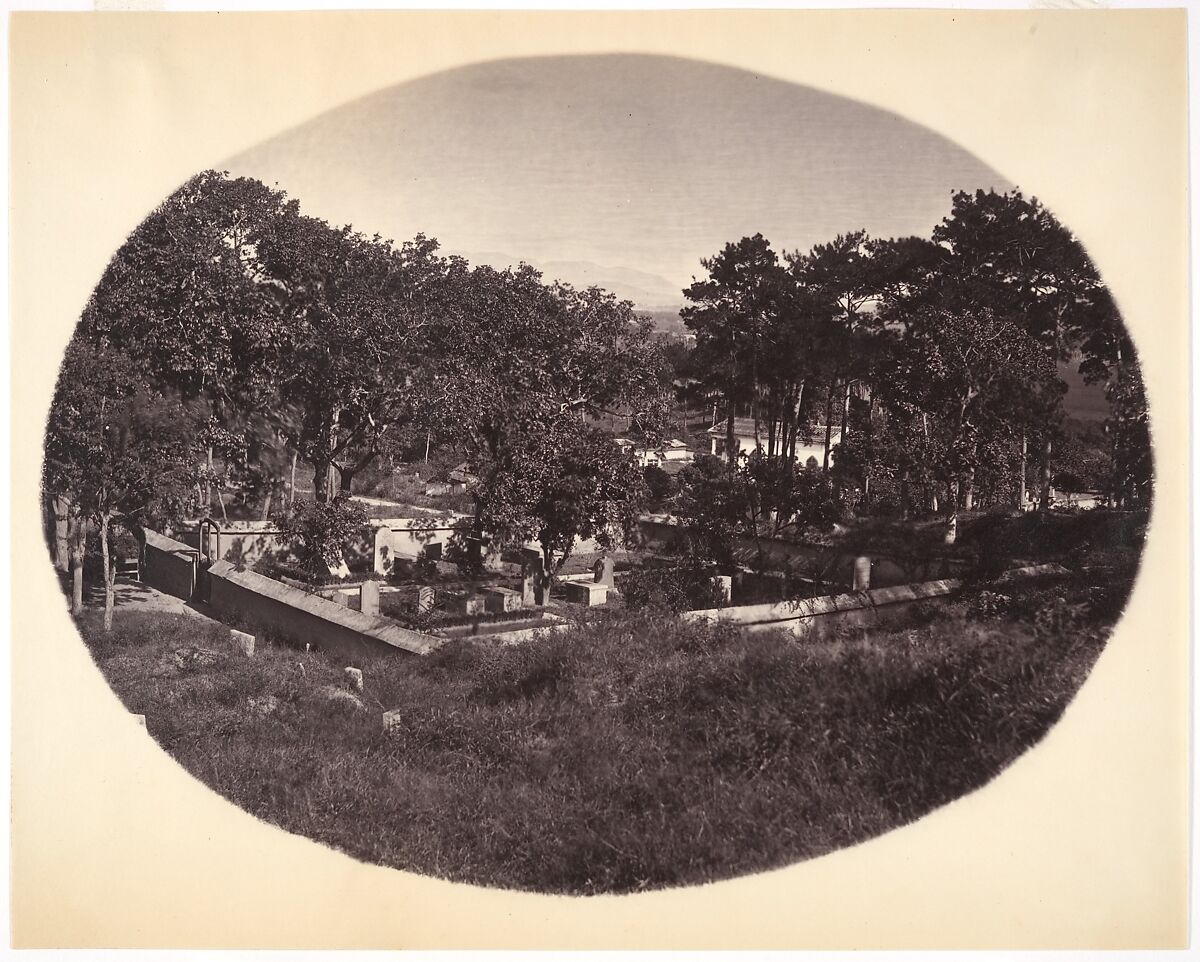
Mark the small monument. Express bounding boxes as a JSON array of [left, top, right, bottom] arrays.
[[593, 555, 615, 589], [417, 585, 436, 614], [360, 580, 380, 617], [853, 556, 871, 591], [344, 666, 364, 692], [229, 629, 255, 657]]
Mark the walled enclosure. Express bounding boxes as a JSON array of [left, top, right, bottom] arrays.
[[206, 561, 441, 658], [140, 529, 199, 601]]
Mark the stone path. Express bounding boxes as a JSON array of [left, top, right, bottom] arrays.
[[84, 580, 218, 622]]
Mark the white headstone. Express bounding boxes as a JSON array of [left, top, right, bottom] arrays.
[[229, 629, 255, 657], [360, 580, 380, 617], [853, 556, 871, 591]]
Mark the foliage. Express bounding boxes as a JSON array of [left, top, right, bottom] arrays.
[[274, 496, 369, 574], [620, 564, 727, 613]]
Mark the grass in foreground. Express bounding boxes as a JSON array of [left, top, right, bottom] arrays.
[[77, 570, 1126, 895]]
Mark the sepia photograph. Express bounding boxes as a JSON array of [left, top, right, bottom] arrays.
[[9, 7, 1190, 950]]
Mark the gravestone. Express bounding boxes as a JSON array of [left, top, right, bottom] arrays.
[[446, 591, 486, 616], [360, 580, 380, 617], [561, 580, 608, 606], [522, 548, 545, 606], [417, 585, 436, 614], [344, 666, 364, 692], [853, 556, 871, 591], [482, 585, 522, 614], [593, 556, 615, 588], [229, 629, 255, 658]]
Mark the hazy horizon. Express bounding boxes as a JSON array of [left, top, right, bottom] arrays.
[[224, 54, 1011, 306]]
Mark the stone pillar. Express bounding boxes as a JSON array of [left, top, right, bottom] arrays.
[[360, 580, 380, 617], [522, 548, 544, 606], [593, 556, 615, 588], [417, 585, 436, 614], [344, 667, 364, 692], [853, 556, 871, 591]]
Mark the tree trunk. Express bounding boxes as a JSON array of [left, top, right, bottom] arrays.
[[900, 470, 910, 521], [1016, 434, 1027, 511], [100, 513, 115, 632], [943, 479, 959, 545], [964, 466, 975, 511], [259, 488, 273, 523], [312, 458, 331, 504], [68, 511, 85, 615], [725, 395, 737, 467], [822, 381, 835, 473], [1038, 437, 1053, 511], [289, 451, 298, 507]]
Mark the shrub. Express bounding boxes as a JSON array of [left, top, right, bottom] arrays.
[[274, 496, 368, 575], [621, 564, 726, 613]]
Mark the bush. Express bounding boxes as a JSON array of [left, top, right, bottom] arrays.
[[274, 496, 368, 575], [621, 564, 727, 613]]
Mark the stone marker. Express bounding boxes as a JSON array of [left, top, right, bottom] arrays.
[[382, 708, 404, 734], [522, 549, 544, 606], [593, 555, 615, 588], [713, 575, 732, 604], [229, 629, 255, 657], [131, 713, 147, 729], [417, 585, 436, 614], [561, 580, 608, 606], [446, 591, 486, 616], [482, 585, 522, 614], [853, 556, 871, 591], [344, 667, 364, 692], [360, 580, 380, 617]]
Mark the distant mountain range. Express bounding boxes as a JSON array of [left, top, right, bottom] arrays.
[[447, 250, 686, 311]]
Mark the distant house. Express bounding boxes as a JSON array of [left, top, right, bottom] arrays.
[[615, 437, 695, 468], [707, 417, 841, 469]]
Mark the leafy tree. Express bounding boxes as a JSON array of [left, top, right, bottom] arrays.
[[275, 495, 369, 577], [43, 340, 201, 628], [683, 235, 793, 463], [433, 263, 669, 580], [878, 306, 1056, 543], [923, 189, 1125, 509]]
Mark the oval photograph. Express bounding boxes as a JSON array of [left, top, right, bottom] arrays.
[[41, 55, 1152, 895]]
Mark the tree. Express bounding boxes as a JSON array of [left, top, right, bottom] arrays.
[[924, 189, 1123, 510], [275, 495, 369, 577], [262, 220, 452, 502], [878, 306, 1056, 543], [43, 340, 201, 628], [683, 235, 793, 464], [470, 420, 644, 597], [433, 264, 670, 578]]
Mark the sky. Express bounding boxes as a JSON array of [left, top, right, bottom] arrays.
[[224, 54, 1011, 307], [223, 53, 1106, 418]]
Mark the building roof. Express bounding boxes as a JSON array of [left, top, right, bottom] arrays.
[[707, 417, 841, 442]]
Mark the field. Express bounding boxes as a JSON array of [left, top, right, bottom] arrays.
[[76, 545, 1131, 895]]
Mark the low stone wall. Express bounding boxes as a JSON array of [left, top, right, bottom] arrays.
[[680, 563, 1071, 640], [206, 561, 441, 658], [681, 578, 962, 640], [141, 529, 199, 601]]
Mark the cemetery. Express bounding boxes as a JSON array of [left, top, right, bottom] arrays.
[[40, 167, 1152, 894]]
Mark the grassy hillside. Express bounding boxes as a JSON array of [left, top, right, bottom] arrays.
[[78, 561, 1124, 895]]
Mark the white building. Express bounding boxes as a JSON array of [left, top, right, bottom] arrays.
[[707, 417, 841, 469], [615, 437, 695, 468]]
